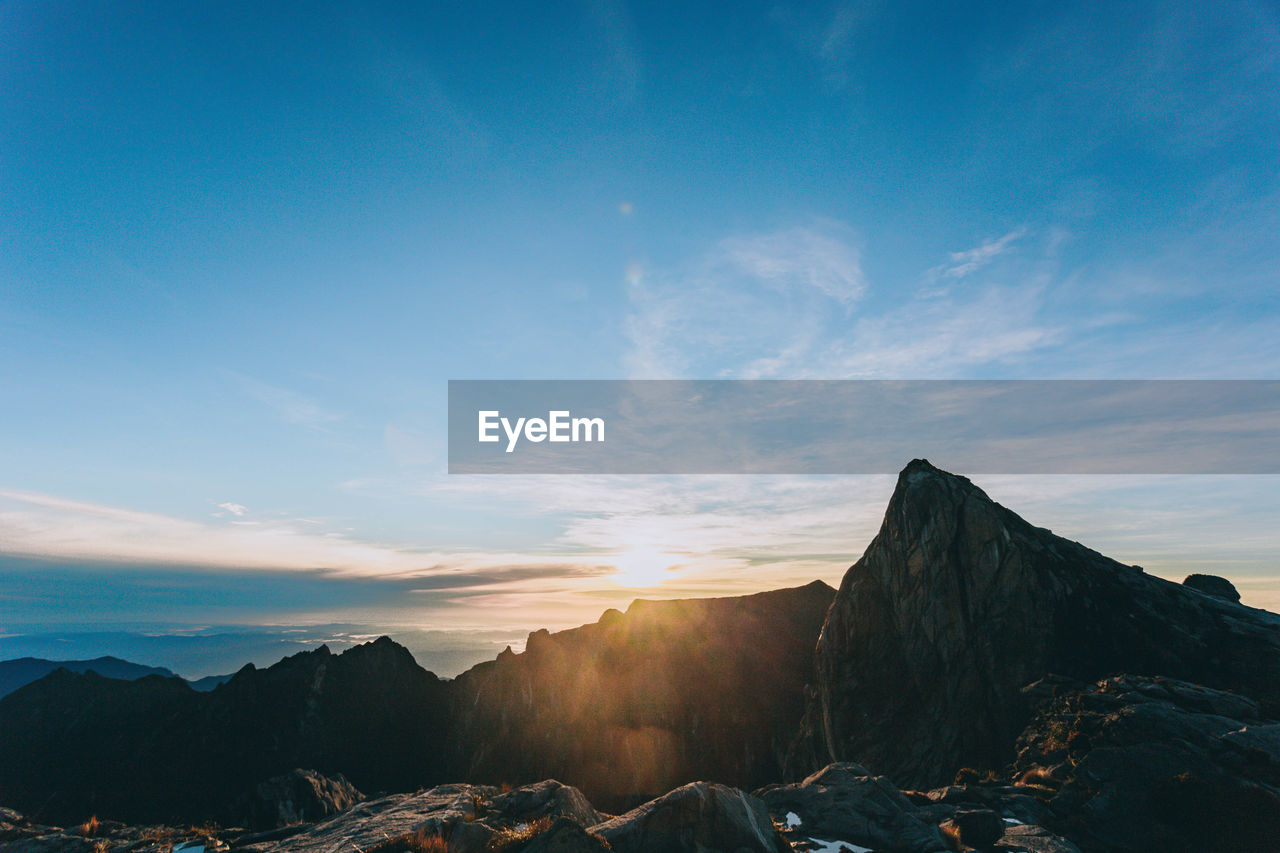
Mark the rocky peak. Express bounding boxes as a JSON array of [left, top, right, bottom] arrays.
[[448, 583, 835, 810], [801, 460, 1280, 790]]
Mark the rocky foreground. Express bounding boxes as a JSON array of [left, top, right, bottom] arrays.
[[3, 460, 1280, 852]]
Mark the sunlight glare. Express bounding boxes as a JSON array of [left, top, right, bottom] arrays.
[[611, 547, 682, 588]]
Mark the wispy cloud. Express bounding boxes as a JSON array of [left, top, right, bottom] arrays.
[[0, 488, 605, 586], [237, 375, 343, 431], [625, 222, 1058, 380], [624, 223, 866, 378], [929, 227, 1027, 280], [216, 502, 247, 517], [773, 0, 885, 89]]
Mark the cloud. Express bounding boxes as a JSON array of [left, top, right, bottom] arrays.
[[771, 0, 885, 89], [929, 228, 1027, 280], [624, 223, 867, 378], [819, 280, 1061, 377], [0, 488, 606, 586], [720, 228, 865, 304], [624, 221, 1060, 380], [236, 376, 343, 431], [216, 502, 247, 517]]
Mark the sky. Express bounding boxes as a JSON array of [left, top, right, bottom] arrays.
[[2, 0, 1279, 677]]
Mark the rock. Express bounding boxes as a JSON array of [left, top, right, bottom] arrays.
[[1011, 674, 1280, 852], [259, 784, 493, 853], [1221, 723, 1280, 764], [0, 823, 228, 853], [945, 809, 1004, 849], [591, 782, 789, 853], [794, 459, 1280, 790], [0, 833, 99, 853], [518, 817, 611, 853], [997, 824, 1082, 853], [240, 768, 363, 829], [757, 763, 945, 853], [484, 780, 601, 828], [1183, 574, 1242, 603], [446, 820, 495, 853]]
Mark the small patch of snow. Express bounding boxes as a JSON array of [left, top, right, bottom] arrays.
[[786, 811, 802, 828], [1003, 817, 1024, 824]]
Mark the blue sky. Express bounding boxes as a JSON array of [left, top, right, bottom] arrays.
[[2, 1, 1279, 675]]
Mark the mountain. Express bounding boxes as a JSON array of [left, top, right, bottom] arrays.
[[791, 459, 1280, 789], [0, 584, 833, 825], [4, 461, 1280, 850], [0, 657, 179, 698], [188, 673, 233, 691], [0, 638, 451, 826], [0, 657, 232, 698], [448, 581, 835, 811]]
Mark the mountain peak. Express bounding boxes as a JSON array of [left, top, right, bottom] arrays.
[[803, 464, 1280, 789]]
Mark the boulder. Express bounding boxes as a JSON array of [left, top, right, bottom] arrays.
[[241, 768, 363, 829], [1182, 574, 1242, 603], [943, 809, 1003, 849], [256, 784, 492, 853], [484, 780, 601, 828], [758, 763, 944, 853], [591, 782, 788, 853]]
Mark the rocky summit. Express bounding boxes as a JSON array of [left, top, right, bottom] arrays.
[[793, 459, 1280, 790], [448, 581, 835, 810], [3, 460, 1280, 852]]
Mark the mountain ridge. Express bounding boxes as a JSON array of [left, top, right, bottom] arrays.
[[4, 460, 1279, 851], [793, 458, 1280, 789]]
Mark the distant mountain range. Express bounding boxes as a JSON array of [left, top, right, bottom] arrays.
[[2, 460, 1278, 852], [0, 656, 229, 698]]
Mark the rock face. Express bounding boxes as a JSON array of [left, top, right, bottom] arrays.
[[797, 459, 1280, 789], [756, 763, 946, 853], [449, 581, 834, 810], [1011, 674, 1280, 852], [234, 784, 490, 853], [238, 769, 363, 831], [591, 782, 789, 853], [0, 638, 451, 825]]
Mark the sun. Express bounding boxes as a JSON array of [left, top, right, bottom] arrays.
[[610, 548, 682, 588]]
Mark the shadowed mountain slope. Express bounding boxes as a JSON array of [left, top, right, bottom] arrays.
[[0, 638, 451, 825], [0, 585, 833, 824], [448, 580, 835, 810], [793, 459, 1280, 789]]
